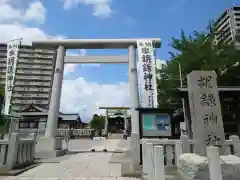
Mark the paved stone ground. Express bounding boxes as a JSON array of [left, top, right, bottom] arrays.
[[38, 139, 126, 163], [63, 139, 127, 152], [63, 139, 121, 152], [1, 139, 138, 180]]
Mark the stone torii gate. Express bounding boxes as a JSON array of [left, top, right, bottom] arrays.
[[99, 106, 130, 135], [32, 38, 161, 156]]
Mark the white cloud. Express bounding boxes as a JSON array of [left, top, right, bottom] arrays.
[[0, 2, 21, 22], [24, 1, 46, 24], [62, 0, 112, 18], [64, 64, 78, 75], [0, 23, 64, 44], [0, 1, 46, 24], [64, 49, 101, 76], [64, 50, 85, 75], [0, 1, 129, 122], [60, 78, 130, 122]]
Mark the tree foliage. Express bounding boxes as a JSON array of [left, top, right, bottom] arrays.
[[157, 22, 240, 109], [0, 87, 4, 126], [89, 114, 105, 130], [0, 87, 9, 138]]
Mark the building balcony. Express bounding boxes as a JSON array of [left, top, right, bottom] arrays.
[[0, 69, 5, 73], [17, 64, 53, 70], [12, 93, 49, 98], [0, 63, 6, 68], [15, 76, 51, 81], [14, 87, 50, 92], [0, 58, 6, 62], [16, 70, 52, 75], [18, 53, 54, 59], [12, 99, 49, 105], [15, 81, 51, 86], [18, 58, 52, 65], [19, 48, 55, 54]]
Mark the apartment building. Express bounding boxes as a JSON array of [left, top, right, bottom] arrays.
[[214, 6, 240, 44], [0, 43, 56, 112], [156, 59, 167, 80]]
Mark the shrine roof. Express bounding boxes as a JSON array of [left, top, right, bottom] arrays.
[[59, 113, 81, 122], [12, 103, 82, 122], [14, 103, 64, 114]]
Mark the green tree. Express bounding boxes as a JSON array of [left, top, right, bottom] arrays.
[[0, 87, 9, 139], [157, 23, 240, 109], [89, 114, 105, 130]]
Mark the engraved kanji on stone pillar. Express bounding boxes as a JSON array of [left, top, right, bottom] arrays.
[[187, 71, 225, 155]]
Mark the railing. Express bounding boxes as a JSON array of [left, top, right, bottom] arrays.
[[141, 137, 194, 169], [56, 129, 93, 137], [141, 135, 240, 180], [16, 128, 94, 139], [0, 133, 36, 172]]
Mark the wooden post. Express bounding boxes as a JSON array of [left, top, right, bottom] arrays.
[[153, 145, 165, 180], [207, 146, 222, 180]]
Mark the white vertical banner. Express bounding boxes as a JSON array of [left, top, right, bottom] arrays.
[[137, 40, 158, 108], [4, 39, 21, 115]]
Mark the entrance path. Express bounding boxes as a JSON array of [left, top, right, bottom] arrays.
[[13, 152, 139, 180], [65, 139, 125, 152], [2, 139, 139, 180]]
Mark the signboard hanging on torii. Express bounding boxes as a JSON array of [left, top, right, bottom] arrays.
[[137, 40, 158, 108]]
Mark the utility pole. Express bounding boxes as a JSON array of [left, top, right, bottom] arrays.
[[178, 63, 191, 137]]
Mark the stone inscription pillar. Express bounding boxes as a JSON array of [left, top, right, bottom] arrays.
[[187, 71, 225, 155]]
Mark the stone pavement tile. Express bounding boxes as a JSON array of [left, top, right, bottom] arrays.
[[3, 178, 32, 180], [58, 177, 75, 180], [45, 178, 60, 180], [64, 168, 83, 177], [116, 178, 130, 180], [86, 178, 103, 180], [109, 164, 121, 177], [20, 164, 74, 177], [31, 178, 47, 180], [81, 169, 109, 177], [102, 177, 117, 180], [1, 177, 18, 180], [73, 177, 88, 180], [105, 140, 121, 152], [17, 177, 32, 180], [0, 177, 7, 180], [130, 178, 140, 180]]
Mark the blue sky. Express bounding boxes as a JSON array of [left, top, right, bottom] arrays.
[[48, 0, 238, 83], [0, 0, 239, 119]]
